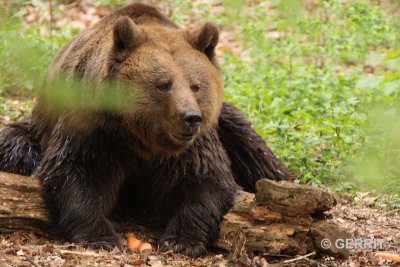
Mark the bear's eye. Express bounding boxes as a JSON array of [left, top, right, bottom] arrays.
[[157, 82, 172, 92], [191, 84, 200, 92]]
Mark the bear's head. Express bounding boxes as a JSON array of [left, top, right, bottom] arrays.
[[109, 16, 223, 157]]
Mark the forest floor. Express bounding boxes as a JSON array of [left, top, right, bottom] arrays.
[[0, 193, 399, 267]]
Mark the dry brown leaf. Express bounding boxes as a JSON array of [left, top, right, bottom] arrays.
[[375, 252, 400, 262]]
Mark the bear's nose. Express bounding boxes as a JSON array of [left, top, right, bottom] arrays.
[[182, 110, 203, 130]]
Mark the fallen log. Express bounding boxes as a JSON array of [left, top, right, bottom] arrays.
[[216, 179, 350, 259], [0, 172, 350, 259], [0, 172, 49, 233]]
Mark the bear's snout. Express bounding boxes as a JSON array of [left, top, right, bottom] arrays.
[[182, 110, 202, 130], [170, 110, 203, 141]]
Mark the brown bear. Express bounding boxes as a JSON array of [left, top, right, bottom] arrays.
[[0, 3, 292, 257]]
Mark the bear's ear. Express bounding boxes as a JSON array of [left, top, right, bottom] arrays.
[[112, 16, 143, 57], [187, 22, 219, 61]]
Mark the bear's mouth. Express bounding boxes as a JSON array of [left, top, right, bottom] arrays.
[[172, 132, 195, 143]]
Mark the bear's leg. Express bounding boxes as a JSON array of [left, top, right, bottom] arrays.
[[160, 182, 235, 257], [158, 132, 237, 257], [218, 102, 294, 192], [0, 118, 42, 176], [34, 123, 125, 250]]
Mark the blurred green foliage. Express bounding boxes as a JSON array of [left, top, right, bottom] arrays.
[[41, 77, 136, 114], [0, 0, 399, 203]]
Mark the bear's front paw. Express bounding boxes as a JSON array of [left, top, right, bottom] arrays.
[[159, 235, 207, 257], [74, 232, 124, 251]]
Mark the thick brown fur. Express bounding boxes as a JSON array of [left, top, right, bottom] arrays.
[[218, 103, 294, 192], [0, 3, 292, 257]]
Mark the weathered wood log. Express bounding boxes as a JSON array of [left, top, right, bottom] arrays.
[[0, 172, 49, 233], [216, 180, 350, 259], [0, 172, 350, 259]]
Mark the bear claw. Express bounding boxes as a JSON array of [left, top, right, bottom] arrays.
[[159, 236, 207, 257], [74, 234, 124, 252], [86, 241, 119, 251]]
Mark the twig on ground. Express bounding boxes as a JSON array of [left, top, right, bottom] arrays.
[[282, 252, 316, 264], [261, 253, 292, 259], [268, 252, 328, 267], [24, 254, 41, 267]]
